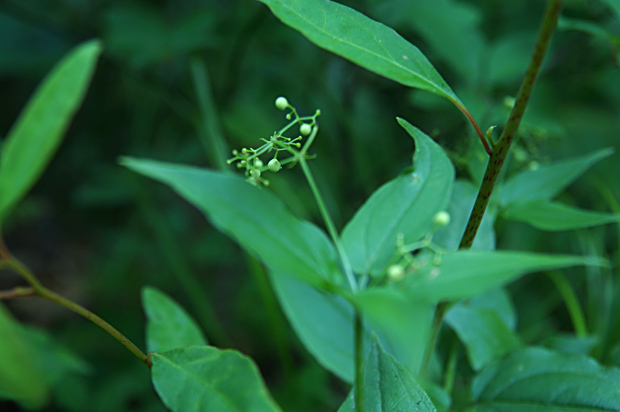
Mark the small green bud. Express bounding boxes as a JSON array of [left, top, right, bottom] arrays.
[[433, 211, 451, 227], [275, 96, 289, 110], [254, 158, 264, 168], [268, 158, 281, 172], [387, 264, 405, 281], [300, 123, 312, 136], [232, 149, 238, 156], [251, 169, 261, 178]]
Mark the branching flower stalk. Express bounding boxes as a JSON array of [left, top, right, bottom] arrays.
[[0, 253, 150, 369], [421, 0, 565, 376]]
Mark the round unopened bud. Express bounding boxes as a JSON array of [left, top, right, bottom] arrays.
[[268, 158, 281, 172], [250, 169, 261, 178], [300, 123, 312, 136], [254, 158, 264, 168], [387, 264, 405, 281], [433, 211, 451, 227], [275, 96, 289, 110]]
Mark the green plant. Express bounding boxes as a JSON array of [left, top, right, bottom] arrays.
[[2, 0, 620, 411]]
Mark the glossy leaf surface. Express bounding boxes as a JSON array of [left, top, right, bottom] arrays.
[[0, 40, 102, 224], [142, 286, 207, 353], [446, 302, 520, 371], [502, 200, 620, 231], [257, 0, 461, 103], [151, 346, 282, 412], [499, 148, 614, 207], [342, 118, 454, 276], [338, 338, 437, 412], [121, 158, 340, 289], [269, 269, 364, 383], [469, 347, 620, 411], [353, 288, 434, 375], [401, 250, 603, 303]]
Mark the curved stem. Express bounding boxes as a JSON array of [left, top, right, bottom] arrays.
[[2, 258, 150, 369], [548, 271, 588, 337], [299, 157, 358, 293], [421, 0, 564, 375], [454, 102, 492, 155]]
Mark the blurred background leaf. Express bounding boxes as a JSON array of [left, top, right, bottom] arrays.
[[0, 0, 619, 410]]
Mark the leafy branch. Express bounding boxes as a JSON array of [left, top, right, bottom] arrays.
[[0, 238, 150, 369], [422, 0, 565, 374]]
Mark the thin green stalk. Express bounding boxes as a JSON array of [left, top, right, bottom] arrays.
[[2, 258, 150, 368], [421, 0, 564, 375], [548, 271, 588, 337], [354, 310, 365, 412], [299, 157, 357, 293], [190, 56, 229, 171]]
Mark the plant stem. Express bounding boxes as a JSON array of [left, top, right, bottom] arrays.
[[299, 157, 357, 293], [459, 0, 564, 249], [421, 0, 564, 375], [548, 271, 588, 337], [3, 258, 151, 368], [354, 310, 365, 412], [190, 56, 229, 171]]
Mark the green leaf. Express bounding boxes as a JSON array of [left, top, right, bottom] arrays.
[[269, 269, 364, 383], [338, 338, 437, 412], [434, 179, 495, 251], [499, 148, 614, 207], [142, 286, 208, 353], [341, 118, 454, 276], [121, 158, 341, 289], [353, 288, 434, 375], [0, 303, 49, 408], [151, 346, 282, 412], [400, 250, 604, 303], [257, 0, 461, 104], [502, 200, 620, 231], [0, 40, 102, 225], [445, 302, 520, 371], [470, 347, 620, 411]]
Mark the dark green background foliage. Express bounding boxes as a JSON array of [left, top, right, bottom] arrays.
[[0, 0, 619, 411]]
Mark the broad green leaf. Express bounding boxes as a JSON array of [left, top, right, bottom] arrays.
[[151, 346, 282, 412], [142, 286, 207, 353], [467, 288, 517, 331], [499, 148, 614, 207], [269, 269, 365, 383], [342, 118, 454, 276], [434, 180, 496, 251], [0, 40, 102, 225], [0, 303, 49, 408], [469, 347, 620, 411], [353, 288, 434, 375], [502, 200, 620, 231], [121, 158, 340, 289], [400, 250, 604, 303], [338, 338, 437, 412], [257, 0, 461, 103], [446, 303, 520, 371]]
